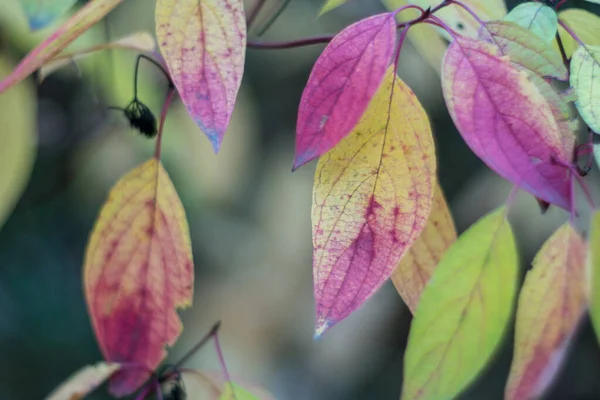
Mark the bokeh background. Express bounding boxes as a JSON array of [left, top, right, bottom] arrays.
[[1, 0, 600, 399]]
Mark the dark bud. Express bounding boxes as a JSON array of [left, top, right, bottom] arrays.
[[162, 372, 187, 400], [123, 99, 157, 138], [536, 197, 551, 214]]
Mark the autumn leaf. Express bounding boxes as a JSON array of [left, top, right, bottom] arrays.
[[44, 362, 120, 400], [391, 182, 456, 314], [38, 31, 156, 83], [478, 21, 575, 156], [402, 207, 518, 400], [156, 0, 246, 153], [505, 223, 586, 400], [570, 45, 600, 134], [504, 2, 558, 44], [0, 0, 124, 93], [84, 159, 194, 396], [0, 56, 37, 233], [556, 9, 600, 57], [294, 13, 396, 169], [312, 67, 435, 337], [382, 0, 507, 73], [19, 0, 78, 30], [442, 36, 572, 210]]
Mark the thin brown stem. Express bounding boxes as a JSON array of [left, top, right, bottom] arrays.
[[247, 0, 267, 29]]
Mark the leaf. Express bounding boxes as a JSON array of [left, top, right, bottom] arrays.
[[381, 0, 507, 73], [45, 362, 120, 400], [20, 0, 78, 30], [583, 0, 600, 3], [391, 182, 456, 314], [570, 45, 600, 134], [504, 3, 558, 44], [0, 0, 124, 94], [505, 223, 586, 400], [402, 207, 518, 400], [478, 21, 575, 155], [84, 159, 194, 396], [0, 56, 37, 232], [38, 31, 156, 83], [294, 13, 396, 169], [183, 370, 275, 400], [556, 9, 600, 58], [156, 0, 246, 153], [479, 21, 567, 81], [442, 36, 572, 210], [318, 0, 347, 16], [590, 211, 600, 347], [312, 67, 436, 336]]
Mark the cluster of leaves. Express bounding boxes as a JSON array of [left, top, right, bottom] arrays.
[[2, 0, 600, 399]]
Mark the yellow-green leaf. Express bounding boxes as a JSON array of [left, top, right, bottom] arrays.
[[402, 207, 518, 400], [312, 67, 436, 336], [504, 3, 557, 44], [84, 159, 194, 396], [391, 182, 456, 314], [570, 45, 600, 133], [381, 0, 507, 73], [590, 211, 600, 348], [44, 362, 120, 400], [318, 0, 347, 16], [506, 223, 586, 400], [0, 56, 37, 232], [555, 9, 600, 58]]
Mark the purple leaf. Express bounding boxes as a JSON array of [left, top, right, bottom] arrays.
[[442, 37, 572, 209], [294, 12, 396, 169]]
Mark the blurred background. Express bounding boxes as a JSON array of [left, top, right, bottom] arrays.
[[1, 0, 600, 399]]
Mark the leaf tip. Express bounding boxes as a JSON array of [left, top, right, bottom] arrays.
[[314, 317, 334, 339]]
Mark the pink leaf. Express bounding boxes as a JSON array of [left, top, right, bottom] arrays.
[[293, 12, 396, 169], [442, 37, 572, 209], [156, 0, 246, 153]]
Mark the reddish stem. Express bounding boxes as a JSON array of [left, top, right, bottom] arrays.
[[558, 19, 584, 46], [447, 0, 484, 26], [213, 331, 233, 385], [556, 0, 569, 9], [247, 0, 452, 50], [154, 88, 177, 160], [555, 31, 570, 70]]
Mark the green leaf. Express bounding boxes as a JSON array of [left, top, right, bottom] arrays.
[[318, 0, 347, 16], [0, 56, 37, 232], [570, 45, 600, 133], [590, 211, 600, 347], [504, 3, 557, 44], [583, 0, 600, 4], [219, 382, 261, 400], [402, 207, 519, 400]]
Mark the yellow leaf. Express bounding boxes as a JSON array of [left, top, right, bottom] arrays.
[[556, 9, 600, 58], [0, 56, 36, 231], [505, 223, 586, 400], [402, 207, 518, 400], [391, 182, 456, 314], [44, 362, 120, 400], [312, 66, 436, 335], [84, 159, 194, 396], [381, 0, 507, 72]]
